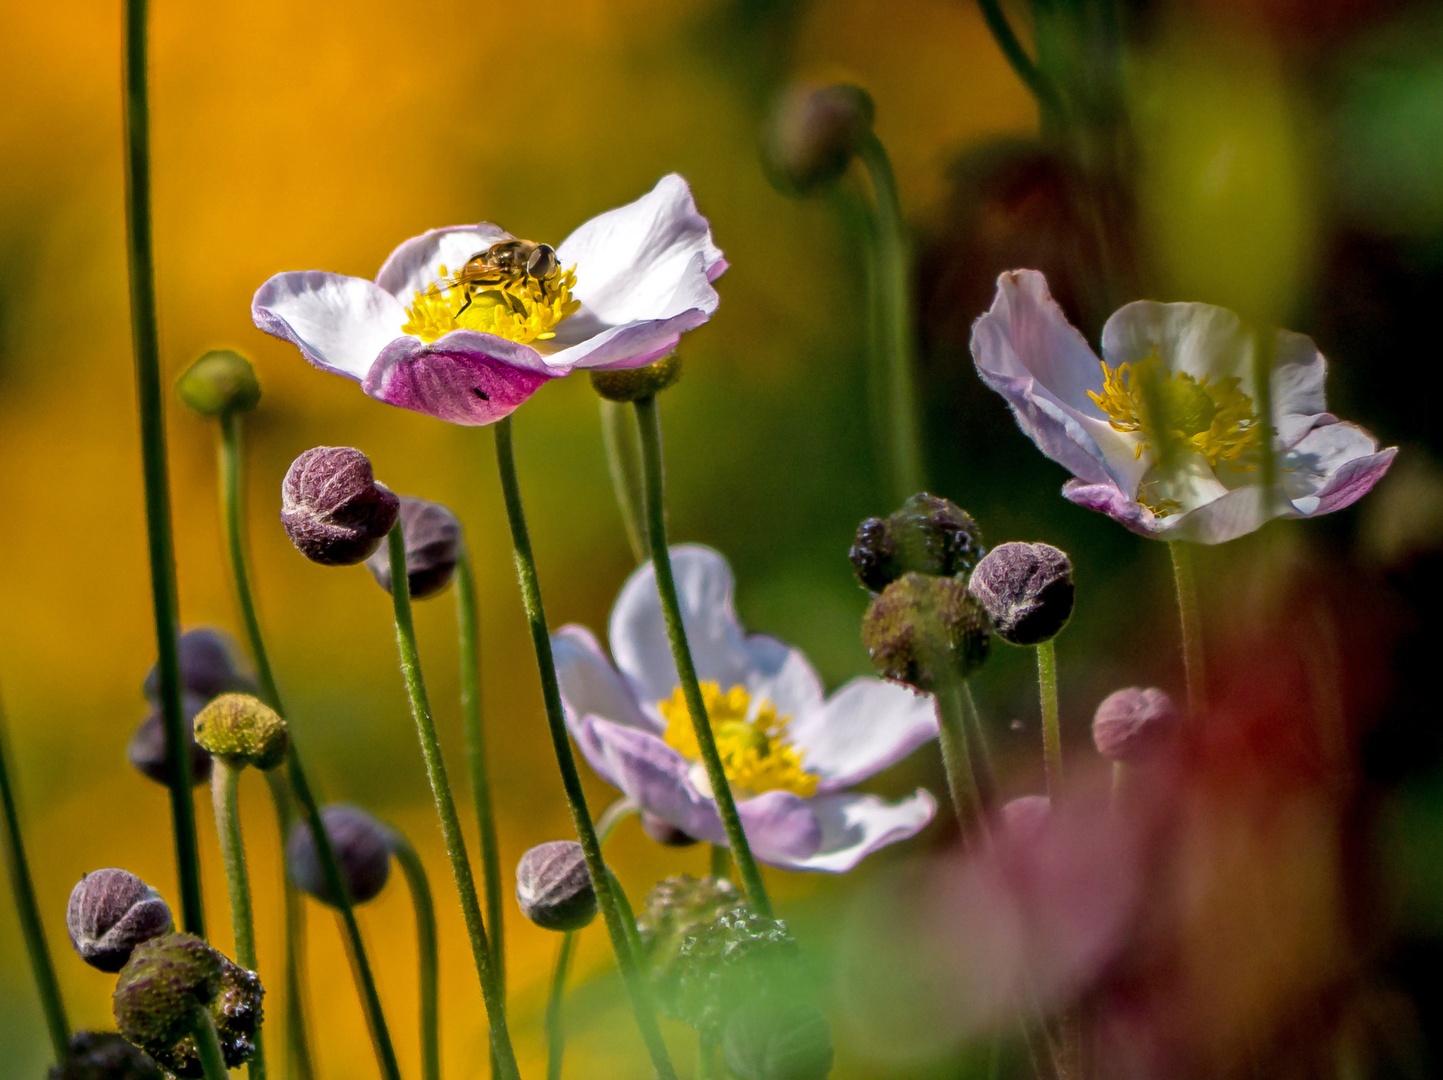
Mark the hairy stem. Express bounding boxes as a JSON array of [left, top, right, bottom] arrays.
[[1168, 540, 1206, 718], [1036, 640, 1063, 796], [600, 399, 651, 564], [389, 830, 440, 1080], [545, 932, 577, 1080], [211, 759, 265, 1080], [192, 1009, 231, 1080]]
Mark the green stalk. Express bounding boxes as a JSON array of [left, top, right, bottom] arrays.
[[493, 416, 677, 1080], [1168, 540, 1205, 718], [455, 541, 505, 998], [192, 1009, 231, 1080], [121, 0, 203, 937], [545, 932, 577, 1080], [0, 694, 70, 1061], [709, 845, 730, 881], [389, 830, 439, 1080], [854, 131, 925, 506], [632, 396, 773, 920], [599, 399, 651, 565], [386, 527, 521, 1080], [1036, 640, 1063, 797], [934, 681, 985, 834], [974, 0, 1065, 122], [263, 769, 314, 1080], [211, 758, 265, 1080]]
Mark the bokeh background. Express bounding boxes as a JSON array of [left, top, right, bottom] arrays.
[[6, 0, 1443, 1077]]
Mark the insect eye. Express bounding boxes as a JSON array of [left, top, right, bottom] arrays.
[[528, 245, 559, 278]]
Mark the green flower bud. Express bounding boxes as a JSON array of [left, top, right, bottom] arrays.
[[515, 840, 597, 932], [192, 693, 288, 771], [589, 351, 682, 402], [862, 572, 991, 691], [723, 998, 834, 1080], [176, 350, 261, 417], [67, 869, 174, 973], [850, 493, 987, 594], [763, 83, 875, 196], [48, 1032, 164, 1080]]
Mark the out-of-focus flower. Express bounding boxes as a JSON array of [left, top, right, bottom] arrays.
[[252, 175, 725, 426], [762, 83, 875, 196], [127, 694, 212, 787], [970, 270, 1396, 543], [142, 628, 257, 703], [553, 545, 937, 872], [48, 1031, 164, 1080], [1092, 687, 1178, 763]]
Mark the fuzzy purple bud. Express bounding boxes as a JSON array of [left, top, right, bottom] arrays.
[[764, 83, 875, 195], [127, 694, 212, 787], [281, 447, 400, 566], [1092, 687, 1178, 762], [364, 496, 462, 599], [143, 628, 257, 703], [516, 840, 597, 932], [999, 795, 1052, 842], [67, 869, 174, 973], [286, 804, 393, 906], [968, 541, 1074, 646]]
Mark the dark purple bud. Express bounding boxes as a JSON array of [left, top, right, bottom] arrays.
[[365, 496, 462, 600], [127, 694, 212, 787], [723, 997, 834, 1080], [641, 811, 699, 847], [143, 628, 257, 702], [1092, 687, 1178, 762], [285, 804, 393, 906], [763, 83, 875, 196], [281, 446, 400, 566], [968, 541, 1074, 646], [862, 572, 990, 691], [48, 1031, 164, 1080], [516, 840, 597, 932], [850, 493, 986, 594], [67, 869, 174, 973]]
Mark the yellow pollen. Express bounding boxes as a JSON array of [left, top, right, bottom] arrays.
[[401, 264, 581, 346], [659, 682, 818, 799]]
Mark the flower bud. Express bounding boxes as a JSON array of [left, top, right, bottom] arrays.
[[515, 840, 597, 932], [364, 496, 462, 600], [48, 1031, 164, 1080], [723, 998, 834, 1080], [862, 573, 990, 691], [1092, 687, 1178, 762], [286, 804, 393, 906], [850, 494, 986, 594], [999, 795, 1052, 842], [763, 83, 875, 196], [641, 811, 699, 847], [67, 869, 174, 973], [637, 875, 742, 965], [670, 905, 800, 1038], [175, 349, 261, 417], [143, 628, 258, 703], [281, 446, 400, 566], [113, 933, 262, 1078], [968, 542, 1074, 646], [193, 693, 288, 771], [127, 695, 212, 787], [589, 351, 682, 402]]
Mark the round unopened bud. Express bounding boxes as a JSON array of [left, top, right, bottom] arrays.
[[176, 350, 261, 417], [723, 998, 834, 1080], [286, 804, 393, 906], [850, 494, 986, 594], [128, 694, 212, 787], [281, 446, 400, 566], [516, 840, 597, 932], [49, 1031, 164, 1080], [1092, 687, 1178, 762], [193, 693, 288, 771], [968, 542, 1074, 646], [589, 351, 682, 402], [364, 496, 461, 600], [999, 795, 1052, 842], [641, 811, 699, 847], [143, 628, 258, 703], [862, 573, 990, 691], [763, 83, 875, 196], [67, 869, 174, 973]]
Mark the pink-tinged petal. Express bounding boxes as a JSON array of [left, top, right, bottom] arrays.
[[374, 224, 515, 300], [787, 678, 938, 793], [552, 624, 655, 734], [543, 307, 706, 372], [252, 271, 407, 381], [1269, 329, 1329, 447], [1062, 478, 1162, 536], [1298, 444, 1397, 517], [360, 331, 555, 426], [1063, 477, 1280, 545], [779, 791, 937, 873]]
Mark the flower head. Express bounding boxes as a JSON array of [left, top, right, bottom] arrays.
[[970, 270, 1396, 543], [553, 545, 937, 872], [252, 175, 725, 425]]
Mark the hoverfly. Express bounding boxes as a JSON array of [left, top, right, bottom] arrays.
[[425, 239, 561, 317]]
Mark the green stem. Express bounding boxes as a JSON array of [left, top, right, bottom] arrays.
[[545, 932, 577, 1080], [710, 845, 730, 881], [387, 527, 521, 1080], [854, 132, 925, 506], [493, 416, 677, 1080], [264, 770, 314, 1080], [934, 681, 985, 836], [211, 759, 265, 1080], [0, 695, 69, 1061], [191, 1009, 231, 1080], [960, 682, 997, 803], [122, 0, 204, 938], [1036, 640, 1062, 797], [389, 830, 440, 1080], [1168, 541, 1205, 718], [455, 541, 505, 998], [600, 399, 651, 565], [595, 797, 639, 842], [632, 397, 773, 921], [974, 0, 1065, 121]]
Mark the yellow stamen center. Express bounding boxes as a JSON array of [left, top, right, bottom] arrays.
[[659, 682, 818, 799], [401, 264, 581, 346]]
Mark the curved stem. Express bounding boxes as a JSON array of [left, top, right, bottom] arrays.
[[389, 830, 440, 1080], [974, 0, 1065, 121], [854, 132, 925, 507], [219, 412, 283, 711], [545, 932, 577, 1080], [960, 682, 998, 802], [599, 399, 651, 565], [493, 417, 677, 1080], [1036, 640, 1062, 797], [122, 0, 203, 938], [1168, 541, 1205, 718], [595, 797, 639, 843], [0, 695, 69, 1061], [264, 769, 314, 1080], [632, 397, 773, 920], [455, 541, 504, 998], [387, 527, 521, 1080], [934, 681, 985, 837], [192, 1009, 231, 1080], [211, 759, 265, 1080]]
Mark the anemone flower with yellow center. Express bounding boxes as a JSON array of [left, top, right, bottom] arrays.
[[553, 545, 938, 872], [251, 175, 725, 426], [969, 270, 1396, 543]]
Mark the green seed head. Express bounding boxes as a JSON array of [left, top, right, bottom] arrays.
[[862, 572, 991, 691], [589, 351, 682, 402], [193, 693, 288, 771]]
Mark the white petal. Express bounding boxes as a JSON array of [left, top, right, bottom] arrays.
[[788, 678, 938, 792], [374, 224, 515, 301], [1102, 299, 1255, 389], [1270, 329, 1329, 447], [552, 624, 656, 734], [251, 271, 407, 381], [779, 791, 937, 873]]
